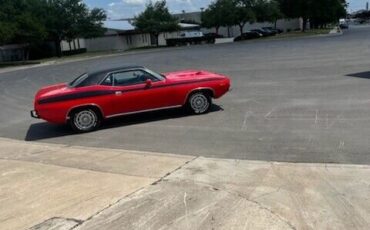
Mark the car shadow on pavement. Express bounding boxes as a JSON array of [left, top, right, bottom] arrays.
[[24, 104, 224, 141], [346, 71, 370, 79]]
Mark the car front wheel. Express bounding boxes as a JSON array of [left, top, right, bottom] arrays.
[[70, 108, 100, 132], [187, 92, 211, 114]]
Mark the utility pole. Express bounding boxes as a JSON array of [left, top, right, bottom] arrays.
[[366, 2, 369, 11]]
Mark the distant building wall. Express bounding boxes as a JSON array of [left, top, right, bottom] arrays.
[[202, 18, 301, 37], [158, 31, 182, 46], [85, 33, 152, 52], [83, 18, 301, 52], [60, 38, 86, 51], [0, 45, 26, 62], [85, 31, 185, 51]]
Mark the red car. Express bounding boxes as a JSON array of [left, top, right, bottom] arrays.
[[31, 66, 231, 132]]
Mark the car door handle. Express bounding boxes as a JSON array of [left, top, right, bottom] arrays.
[[115, 91, 123, 95]]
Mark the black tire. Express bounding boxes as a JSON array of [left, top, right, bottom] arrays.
[[186, 91, 212, 114], [69, 108, 101, 133]]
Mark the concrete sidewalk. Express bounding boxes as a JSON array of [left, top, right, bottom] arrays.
[[0, 138, 369, 230], [0, 138, 194, 230]]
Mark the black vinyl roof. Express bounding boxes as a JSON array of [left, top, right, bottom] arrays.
[[88, 65, 144, 81], [71, 65, 144, 88]]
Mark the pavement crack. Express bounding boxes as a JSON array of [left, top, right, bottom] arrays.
[[178, 178, 297, 230], [235, 191, 297, 230], [70, 156, 199, 230], [151, 156, 199, 186], [250, 186, 283, 200]]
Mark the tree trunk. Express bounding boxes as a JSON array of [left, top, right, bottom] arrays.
[[23, 47, 26, 61], [155, 34, 159, 47], [274, 20, 277, 29], [54, 39, 62, 57], [25, 47, 30, 61], [239, 24, 244, 35], [302, 17, 308, 32], [77, 39, 81, 49], [215, 26, 220, 35], [227, 27, 231, 38], [73, 39, 77, 50], [68, 41, 72, 51]]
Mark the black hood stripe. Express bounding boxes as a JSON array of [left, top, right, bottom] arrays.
[[38, 78, 222, 105]]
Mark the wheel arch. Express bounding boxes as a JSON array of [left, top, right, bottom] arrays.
[[66, 104, 104, 122], [184, 87, 215, 105]]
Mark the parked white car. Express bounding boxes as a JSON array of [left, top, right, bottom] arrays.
[[180, 31, 204, 38]]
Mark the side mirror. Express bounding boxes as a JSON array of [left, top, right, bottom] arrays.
[[145, 79, 152, 88]]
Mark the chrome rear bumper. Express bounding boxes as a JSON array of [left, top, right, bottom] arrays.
[[30, 110, 40, 119]]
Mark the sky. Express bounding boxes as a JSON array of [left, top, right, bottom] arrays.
[[84, 0, 369, 20]]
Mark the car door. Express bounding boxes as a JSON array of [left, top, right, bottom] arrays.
[[104, 69, 173, 116]]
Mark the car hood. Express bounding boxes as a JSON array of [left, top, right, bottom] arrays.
[[163, 70, 226, 82]]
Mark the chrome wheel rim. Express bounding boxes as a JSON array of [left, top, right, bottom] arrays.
[[74, 110, 97, 131], [190, 93, 209, 114]]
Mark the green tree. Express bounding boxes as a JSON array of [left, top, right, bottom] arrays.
[[0, 0, 48, 59], [46, 0, 107, 56], [201, 0, 239, 37], [277, 0, 311, 31], [311, 0, 347, 28], [0, 22, 16, 45], [278, 0, 347, 31], [234, 0, 256, 34], [0, 0, 47, 46], [0, 0, 106, 57], [253, 0, 283, 25], [354, 10, 370, 20], [201, 3, 223, 35], [132, 0, 180, 46], [202, 0, 281, 36]]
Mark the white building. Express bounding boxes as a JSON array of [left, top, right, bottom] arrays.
[[77, 12, 302, 53], [83, 21, 200, 52]]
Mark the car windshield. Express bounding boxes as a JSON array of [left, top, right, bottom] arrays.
[[144, 68, 166, 80]]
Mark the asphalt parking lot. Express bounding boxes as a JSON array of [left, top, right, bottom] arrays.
[[1, 26, 370, 164]]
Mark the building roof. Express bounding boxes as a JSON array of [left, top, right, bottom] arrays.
[[173, 11, 202, 24], [103, 20, 135, 31], [179, 23, 201, 28], [102, 20, 200, 36]]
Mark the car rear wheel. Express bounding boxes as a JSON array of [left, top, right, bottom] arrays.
[[70, 108, 100, 132], [187, 91, 211, 114]]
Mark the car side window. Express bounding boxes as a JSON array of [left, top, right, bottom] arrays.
[[110, 70, 159, 86], [101, 75, 113, 86]]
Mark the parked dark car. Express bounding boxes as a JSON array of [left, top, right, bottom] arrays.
[[262, 27, 283, 34], [251, 29, 275, 36], [339, 24, 349, 29], [260, 28, 278, 35], [234, 31, 262, 41]]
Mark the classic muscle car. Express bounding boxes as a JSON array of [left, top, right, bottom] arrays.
[[31, 66, 231, 132]]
